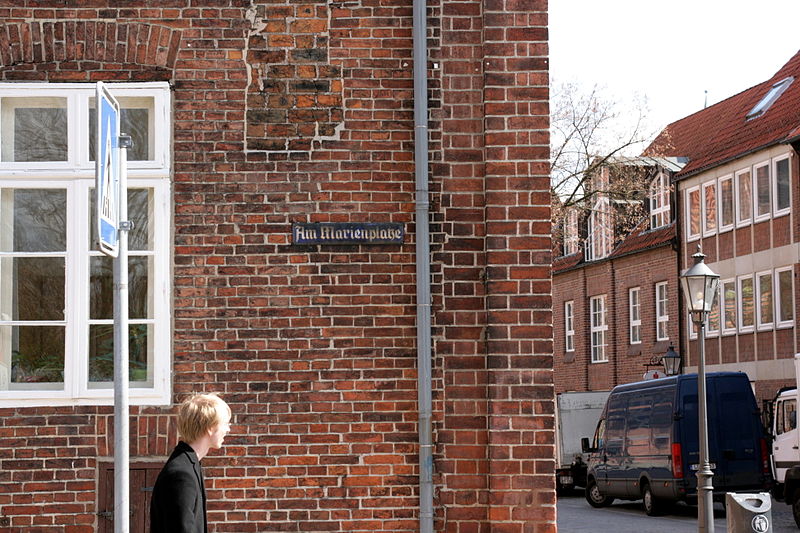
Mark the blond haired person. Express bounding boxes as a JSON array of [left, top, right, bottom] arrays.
[[150, 393, 231, 533]]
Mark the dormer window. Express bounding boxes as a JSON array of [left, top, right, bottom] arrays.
[[563, 208, 579, 255], [586, 196, 612, 261], [649, 171, 670, 229], [747, 76, 793, 120]]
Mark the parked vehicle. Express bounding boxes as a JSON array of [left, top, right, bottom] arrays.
[[768, 354, 800, 528], [581, 372, 771, 516], [555, 391, 610, 494]]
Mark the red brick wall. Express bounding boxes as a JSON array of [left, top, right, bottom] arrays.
[[553, 243, 680, 395], [0, 2, 551, 532]]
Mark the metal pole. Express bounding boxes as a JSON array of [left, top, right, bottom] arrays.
[[696, 313, 714, 533], [114, 138, 130, 533], [412, 0, 433, 530]]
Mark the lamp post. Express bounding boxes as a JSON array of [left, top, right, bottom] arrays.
[[662, 345, 681, 376], [680, 251, 720, 533]]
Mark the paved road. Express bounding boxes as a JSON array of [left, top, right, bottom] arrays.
[[557, 491, 797, 532]]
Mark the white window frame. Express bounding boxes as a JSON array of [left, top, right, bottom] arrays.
[[718, 174, 734, 232], [686, 186, 701, 241], [737, 274, 755, 333], [649, 172, 670, 229], [655, 282, 669, 341], [586, 197, 612, 261], [735, 168, 753, 227], [629, 287, 641, 345], [0, 82, 171, 408], [754, 161, 771, 222], [722, 278, 737, 336], [777, 266, 795, 329], [773, 154, 791, 217], [756, 270, 774, 331], [590, 295, 607, 363], [564, 300, 574, 352]]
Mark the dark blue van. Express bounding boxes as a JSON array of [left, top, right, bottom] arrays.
[[581, 372, 771, 515]]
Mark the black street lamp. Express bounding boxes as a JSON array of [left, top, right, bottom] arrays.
[[680, 250, 720, 533], [662, 345, 680, 376]]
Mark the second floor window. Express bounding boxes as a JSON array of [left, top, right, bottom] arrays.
[[687, 187, 701, 239], [629, 287, 641, 344], [590, 295, 608, 363], [655, 282, 669, 341], [564, 301, 574, 352]]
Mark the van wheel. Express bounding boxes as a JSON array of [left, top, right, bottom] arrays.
[[642, 482, 663, 516], [792, 489, 800, 528], [585, 478, 614, 508]]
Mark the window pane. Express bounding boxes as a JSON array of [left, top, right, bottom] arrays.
[[740, 277, 754, 328], [689, 189, 700, 236], [779, 270, 794, 323], [756, 164, 770, 216], [709, 291, 720, 331], [89, 188, 153, 252], [1, 97, 68, 162], [88, 323, 152, 386], [738, 171, 752, 222], [720, 178, 733, 226], [0, 325, 64, 389], [776, 158, 790, 211], [90, 255, 151, 320], [759, 274, 773, 325], [724, 281, 737, 330], [90, 98, 153, 162], [1, 189, 67, 252], [704, 184, 716, 232], [1, 257, 65, 321]]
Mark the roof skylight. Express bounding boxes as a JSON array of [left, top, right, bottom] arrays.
[[747, 76, 794, 120]]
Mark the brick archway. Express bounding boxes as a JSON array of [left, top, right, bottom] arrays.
[[0, 21, 181, 81]]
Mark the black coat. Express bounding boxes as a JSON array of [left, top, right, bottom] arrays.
[[150, 441, 207, 533]]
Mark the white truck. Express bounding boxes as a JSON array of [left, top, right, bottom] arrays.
[[771, 354, 800, 528], [555, 390, 610, 494]]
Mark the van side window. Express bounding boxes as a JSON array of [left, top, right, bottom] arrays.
[[593, 418, 606, 450], [626, 393, 653, 456], [606, 394, 627, 454], [779, 399, 797, 435], [650, 393, 673, 455]]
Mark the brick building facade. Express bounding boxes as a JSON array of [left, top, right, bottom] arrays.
[[648, 50, 800, 405], [553, 181, 681, 396], [0, 2, 552, 533]]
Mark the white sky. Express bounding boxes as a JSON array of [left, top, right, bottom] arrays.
[[550, 1, 800, 134]]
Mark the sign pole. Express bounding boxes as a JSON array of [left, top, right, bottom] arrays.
[[96, 81, 132, 533], [113, 134, 131, 533]]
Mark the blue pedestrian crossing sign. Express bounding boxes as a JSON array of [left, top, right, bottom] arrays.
[[96, 82, 121, 257]]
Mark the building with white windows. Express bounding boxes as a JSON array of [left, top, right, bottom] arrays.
[[553, 158, 684, 393], [648, 50, 800, 402], [0, 5, 553, 532]]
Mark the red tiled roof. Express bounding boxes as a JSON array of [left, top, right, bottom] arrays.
[[552, 220, 675, 274], [610, 220, 675, 258], [553, 252, 582, 273], [646, 49, 800, 178]]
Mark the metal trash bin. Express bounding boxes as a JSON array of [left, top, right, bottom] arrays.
[[726, 492, 772, 533]]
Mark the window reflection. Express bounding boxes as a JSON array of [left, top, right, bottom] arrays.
[[1, 97, 68, 162]]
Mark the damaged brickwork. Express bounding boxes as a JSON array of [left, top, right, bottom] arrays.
[[245, 1, 344, 152]]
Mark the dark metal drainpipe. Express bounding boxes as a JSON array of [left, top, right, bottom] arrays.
[[412, 0, 433, 531]]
